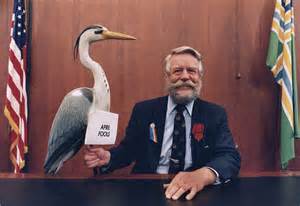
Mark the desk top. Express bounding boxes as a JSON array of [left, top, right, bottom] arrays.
[[1, 170, 300, 179], [0, 176, 300, 206]]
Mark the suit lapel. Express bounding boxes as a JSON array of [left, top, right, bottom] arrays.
[[156, 97, 168, 147], [149, 96, 168, 170], [191, 98, 206, 167]]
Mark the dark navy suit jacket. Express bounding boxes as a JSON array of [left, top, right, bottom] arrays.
[[107, 96, 241, 182]]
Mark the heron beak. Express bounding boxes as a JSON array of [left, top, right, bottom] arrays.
[[102, 30, 136, 40]]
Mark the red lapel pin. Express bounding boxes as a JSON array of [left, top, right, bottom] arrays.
[[192, 123, 204, 142]]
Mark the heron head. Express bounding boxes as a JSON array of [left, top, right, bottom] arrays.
[[74, 25, 136, 59]]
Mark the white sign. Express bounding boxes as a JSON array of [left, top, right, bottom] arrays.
[[84, 110, 118, 145]]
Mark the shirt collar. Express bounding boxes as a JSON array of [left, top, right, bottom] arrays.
[[167, 96, 194, 116]]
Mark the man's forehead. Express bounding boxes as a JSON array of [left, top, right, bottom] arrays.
[[169, 54, 199, 66]]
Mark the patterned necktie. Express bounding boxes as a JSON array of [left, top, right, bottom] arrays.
[[169, 104, 186, 174]]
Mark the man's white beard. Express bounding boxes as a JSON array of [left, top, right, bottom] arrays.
[[167, 80, 201, 105]]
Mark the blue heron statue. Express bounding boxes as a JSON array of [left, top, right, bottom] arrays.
[[44, 25, 136, 174]]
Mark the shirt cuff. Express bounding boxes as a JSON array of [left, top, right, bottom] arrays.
[[205, 167, 222, 185]]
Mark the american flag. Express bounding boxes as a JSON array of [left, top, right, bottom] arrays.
[[4, 0, 28, 173]]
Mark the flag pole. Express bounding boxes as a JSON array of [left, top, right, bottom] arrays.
[[21, 0, 32, 173]]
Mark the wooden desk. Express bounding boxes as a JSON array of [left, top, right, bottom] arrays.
[[0, 173, 299, 206]]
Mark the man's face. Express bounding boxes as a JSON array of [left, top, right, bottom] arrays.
[[166, 54, 202, 104]]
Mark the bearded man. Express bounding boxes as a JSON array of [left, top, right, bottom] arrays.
[[84, 46, 241, 200]]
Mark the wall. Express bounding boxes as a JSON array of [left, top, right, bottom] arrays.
[[0, 0, 299, 176]]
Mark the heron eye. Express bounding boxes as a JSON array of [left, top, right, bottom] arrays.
[[95, 30, 103, 34]]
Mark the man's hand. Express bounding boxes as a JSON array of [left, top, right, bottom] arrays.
[[164, 167, 217, 200], [83, 146, 111, 168]]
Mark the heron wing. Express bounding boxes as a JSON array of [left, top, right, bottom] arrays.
[[44, 88, 93, 174]]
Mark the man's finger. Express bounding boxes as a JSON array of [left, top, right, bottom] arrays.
[[86, 158, 101, 168], [163, 184, 170, 189], [89, 147, 103, 152], [98, 159, 109, 166], [165, 184, 179, 199], [172, 187, 187, 200], [185, 187, 198, 200], [84, 153, 98, 161], [85, 145, 102, 151], [85, 145, 94, 152]]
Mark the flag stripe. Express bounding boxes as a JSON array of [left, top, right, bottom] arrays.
[[8, 75, 21, 101], [9, 49, 24, 82], [9, 39, 22, 64], [275, 67, 292, 97], [282, 83, 293, 126], [4, 105, 19, 134], [6, 87, 21, 123], [8, 61, 22, 92]]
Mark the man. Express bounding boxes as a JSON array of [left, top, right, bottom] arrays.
[[84, 46, 241, 200]]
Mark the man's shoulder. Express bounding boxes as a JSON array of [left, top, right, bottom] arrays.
[[196, 98, 226, 113], [134, 96, 167, 108], [129, 96, 167, 117]]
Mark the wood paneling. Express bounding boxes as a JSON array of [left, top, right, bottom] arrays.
[[0, 0, 300, 175]]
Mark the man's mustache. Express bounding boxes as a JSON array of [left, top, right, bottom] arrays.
[[169, 81, 197, 89]]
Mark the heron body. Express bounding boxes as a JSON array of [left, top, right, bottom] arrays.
[[44, 88, 92, 174], [44, 25, 135, 174]]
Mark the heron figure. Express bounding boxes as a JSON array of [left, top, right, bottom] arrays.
[[44, 25, 136, 174]]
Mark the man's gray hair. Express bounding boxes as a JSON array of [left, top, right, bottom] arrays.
[[164, 46, 204, 75]]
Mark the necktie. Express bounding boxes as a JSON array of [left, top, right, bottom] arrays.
[[169, 104, 186, 174]]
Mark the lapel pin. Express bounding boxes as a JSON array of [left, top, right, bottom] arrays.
[[192, 123, 205, 142]]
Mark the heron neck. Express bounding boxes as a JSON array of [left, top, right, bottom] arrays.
[[79, 42, 111, 112]]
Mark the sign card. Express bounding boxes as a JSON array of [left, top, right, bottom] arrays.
[[85, 110, 118, 145]]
